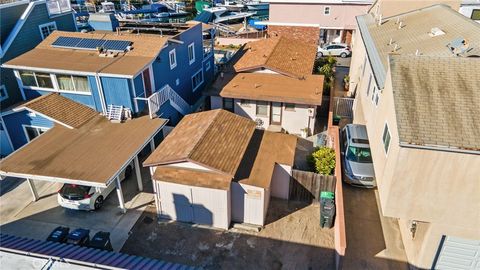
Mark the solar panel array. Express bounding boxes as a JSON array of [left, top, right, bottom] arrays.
[[52, 36, 132, 52]]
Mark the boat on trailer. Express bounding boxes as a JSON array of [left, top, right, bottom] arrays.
[[194, 6, 255, 24]]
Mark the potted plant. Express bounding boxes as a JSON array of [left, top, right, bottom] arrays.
[[343, 75, 350, 91]]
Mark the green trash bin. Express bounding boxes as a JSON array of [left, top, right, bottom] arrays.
[[320, 191, 335, 228]]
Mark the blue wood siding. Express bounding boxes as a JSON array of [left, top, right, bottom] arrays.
[[133, 75, 145, 113], [152, 23, 207, 106], [0, 2, 28, 44], [100, 77, 134, 111], [3, 110, 54, 149]]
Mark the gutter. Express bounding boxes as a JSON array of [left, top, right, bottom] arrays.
[[399, 142, 480, 155]]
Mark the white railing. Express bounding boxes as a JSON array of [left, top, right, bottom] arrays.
[[333, 97, 355, 119], [46, 0, 71, 15], [137, 85, 191, 119]]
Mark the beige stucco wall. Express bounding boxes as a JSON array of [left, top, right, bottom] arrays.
[[369, 0, 461, 18]]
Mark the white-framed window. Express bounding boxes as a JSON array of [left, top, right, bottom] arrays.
[[169, 49, 177, 69], [324, 6, 331, 15], [366, 74, 372, 96], [23, 125, 49, 142], [56, 74, 91, 93], [39, 22, 57, 40], [19, 71, 54, 89], [284, 103, 295, 111], [205, 61, 211, 71], [0, 85, 8, 101], [256, 101, 268, 116], [382, 123, 391, 154], [240, 99, 250, 107], [188, 43, 195, 65], [191, 69, 203, 92]]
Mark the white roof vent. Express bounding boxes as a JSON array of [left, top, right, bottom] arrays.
[[429, 27, 445, 37]]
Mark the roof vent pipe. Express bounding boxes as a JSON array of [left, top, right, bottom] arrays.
[[388, 38, 393, 46], [378, 14, 382, 26], [398, 21, 403, 29], [394, 44, 398, 52], [396, 17, 400, 24], [415, 49, 419, 56]]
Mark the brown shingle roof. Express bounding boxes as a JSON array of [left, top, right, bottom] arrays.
[[220, 73, 324, 105], [4, 31, 169, 76], [20, 93, 98, 129], [233, 37, 317, 79], [390, 55, 480, 151], [143, 109, 256, 176], [0, 115, 167, 186]]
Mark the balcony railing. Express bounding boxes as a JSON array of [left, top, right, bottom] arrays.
[[46, 0, 71, 16]]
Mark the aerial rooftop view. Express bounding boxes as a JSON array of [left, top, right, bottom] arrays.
[[0, 0, 479, 269]]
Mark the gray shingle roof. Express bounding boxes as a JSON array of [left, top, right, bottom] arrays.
[[357, 4, 480, 89], [389, 55, 480, 151]]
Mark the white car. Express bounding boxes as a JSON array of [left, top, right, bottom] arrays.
[[317, 43, 351, 58], [57, 163, 133, 210]]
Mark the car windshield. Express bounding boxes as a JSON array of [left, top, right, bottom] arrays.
[[60, 184, 90, 200], [346, 146, 373, 163]]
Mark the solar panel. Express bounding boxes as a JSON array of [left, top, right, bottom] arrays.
[[103, 40, 131, 51], [76, 38, 106, 50], [52, 36, 83, 48]]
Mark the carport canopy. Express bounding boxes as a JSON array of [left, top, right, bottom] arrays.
[[0, 111, 166, 213]]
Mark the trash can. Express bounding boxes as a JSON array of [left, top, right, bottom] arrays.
[[320, 191, 336, 228], [46, 226, 69, 243], [89, 231, 113, 251], [66, 228, 90, 246]]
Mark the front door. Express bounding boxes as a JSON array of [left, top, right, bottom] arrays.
[[143, 68, 152, 97], [270, 102, 282, 125]]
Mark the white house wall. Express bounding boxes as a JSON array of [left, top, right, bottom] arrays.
[[270, 164, 291, 200], [231, 182, 266, 226], [165, 162, 213, 172]]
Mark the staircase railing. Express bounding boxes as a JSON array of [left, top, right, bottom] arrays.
[[138, 85, 191, 119]]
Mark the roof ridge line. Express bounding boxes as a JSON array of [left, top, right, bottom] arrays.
[[186, 109, 222, 160]]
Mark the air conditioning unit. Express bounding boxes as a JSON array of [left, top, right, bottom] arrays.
[[308, 108, 315, 117]]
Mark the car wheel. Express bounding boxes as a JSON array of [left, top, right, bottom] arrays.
[[340, 52, 347, 58], [94, 196, 104, 210], [124, 165, 133, 179]]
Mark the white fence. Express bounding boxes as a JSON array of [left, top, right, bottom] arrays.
[[136, 85, 191, 119], [46, 0, 71, 15]]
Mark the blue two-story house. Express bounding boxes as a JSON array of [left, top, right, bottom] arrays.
[[1, 21, 215, 154], [0, 0, 76, 156]]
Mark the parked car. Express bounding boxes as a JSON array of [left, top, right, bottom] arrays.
[[57, 163, 134, 210], [340, 124, 376, 188], [317, 43, 351, 58]]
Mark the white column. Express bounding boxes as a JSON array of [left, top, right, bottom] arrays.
[[115, 176, 126, 214], [150, 139, 155, 153], [27, 178, 39, 202], [134, 156, 143, 191]]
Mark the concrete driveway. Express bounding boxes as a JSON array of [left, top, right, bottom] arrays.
[[0, 166, 154, 251], [341, 184, 410, 269]]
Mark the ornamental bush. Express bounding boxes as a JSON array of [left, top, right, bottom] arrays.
[[307, 146, 336, 175]]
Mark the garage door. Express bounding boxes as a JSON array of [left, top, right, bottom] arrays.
[[433, 236, 480, 270]]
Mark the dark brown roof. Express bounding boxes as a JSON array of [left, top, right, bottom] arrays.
[[220, 73, 324, 105], [0, 116, 167, 186], [233, 37, 317, 79], [19, 93, 99, 129], [235, 130, 297, 188], [143, 109, 256, 176], [152, 167, 232, 190]]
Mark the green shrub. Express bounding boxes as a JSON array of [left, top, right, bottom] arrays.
[[307, 146, 336, 175]]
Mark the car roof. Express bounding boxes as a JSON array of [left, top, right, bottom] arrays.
[[345, 124, 370, 147]]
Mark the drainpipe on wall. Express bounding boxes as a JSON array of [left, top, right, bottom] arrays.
[[95, 73, 107, 114]]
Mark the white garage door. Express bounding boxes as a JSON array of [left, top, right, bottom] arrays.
[[433, 236, 480, 270], [156, 181, 229, 229]]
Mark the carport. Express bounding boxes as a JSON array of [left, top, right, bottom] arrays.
[[0, 95, 167, 213]]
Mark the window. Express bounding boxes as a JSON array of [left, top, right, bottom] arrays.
[[191, 69, 203, 92], [169, 49, 177, 69], [23, 126, 49, 142], [366, 74, 372, 96], [285, 103, 295, 111], [20, 71, 53, 89], [240, 99, 250, 107], [223, 98, 234, 112], [39, 22, 57, 40], [324, 6, 330, 15], [0, 85, 8, 101], [256, 101, 268, 116], [382, 123, 391, 154], [205, 61, 211, 71], [57, 74, 91, 93], [346, 146, 373, 163], [188, 43, 195, 64], [471, 9, 480, 20]]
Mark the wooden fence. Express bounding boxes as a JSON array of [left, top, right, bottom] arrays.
[[289, 169, 336, 202]]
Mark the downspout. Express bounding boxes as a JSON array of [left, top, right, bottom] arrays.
[[95, 73, 107, 114]]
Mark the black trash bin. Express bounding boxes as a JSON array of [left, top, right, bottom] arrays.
[[89, 231, 113, 251], [66, 228, 90, 246], [46, 226, 69, 243], [320, 191, 336, 228]]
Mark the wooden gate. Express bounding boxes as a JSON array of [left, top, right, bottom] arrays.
[[289, 170, 336, 202]]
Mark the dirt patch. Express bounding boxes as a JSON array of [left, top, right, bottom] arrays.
[[121, 199, 335, 269]]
